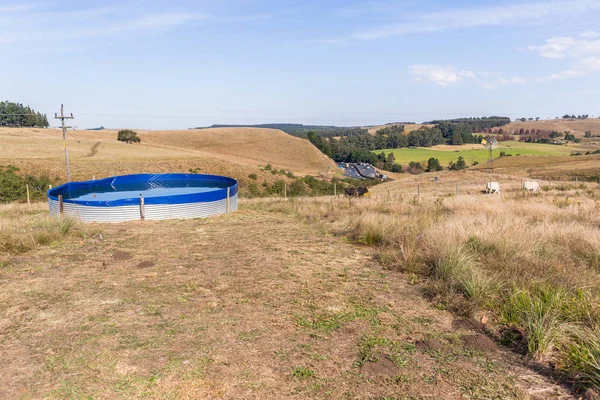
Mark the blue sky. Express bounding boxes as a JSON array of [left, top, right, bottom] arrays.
[[2, 0, 600, 129]]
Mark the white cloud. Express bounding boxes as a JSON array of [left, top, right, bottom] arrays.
[[498, 76, 527, 85], [352, 0, 600, 40], [536, 70, 587, 82], [581, 31, 600, 39], [409, 65, 529, 88], [409, 65, 476, 86], [576, 57, 600, 72], [528, 36, 600, 59], [526, 33, 600, 80]]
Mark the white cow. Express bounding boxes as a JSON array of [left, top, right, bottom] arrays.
[[486, 182, 501, 194], [523, 181, 540, 192]]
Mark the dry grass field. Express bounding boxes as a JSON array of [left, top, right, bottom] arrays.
[[506, 118, 600, 137], [470, 154, 600, 181], [0, 196, 584, 399], [0, 127, 336, 186]]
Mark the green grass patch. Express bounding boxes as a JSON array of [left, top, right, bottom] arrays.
[[291, 366, 316, 380], [377, 141, 572, 166]]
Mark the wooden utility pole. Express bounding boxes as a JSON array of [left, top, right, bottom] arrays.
[[54, 104, 74, 182]]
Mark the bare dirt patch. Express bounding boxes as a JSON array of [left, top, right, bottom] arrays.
[[113, 250, 132, 261], [452, 317, 486, 333], [462, 334, 497, 353], [136, 260, 155, 269], [416, 338, 447, 352], [359, 355, 399, 376]]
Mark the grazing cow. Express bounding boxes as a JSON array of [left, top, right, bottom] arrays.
[[345, 187, 369, 197], [523, 181, 540, 192], [486, 182, 501, 194]]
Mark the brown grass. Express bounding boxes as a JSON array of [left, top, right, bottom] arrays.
[[0, 201, 575, 399], [506, 118, 600, 137]]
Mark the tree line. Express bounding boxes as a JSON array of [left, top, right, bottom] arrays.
[[0, 101, 49, 127], [425, 116, 511, 130], [307, 119, 511, 164]]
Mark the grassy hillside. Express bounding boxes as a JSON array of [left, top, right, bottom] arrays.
[[0, 127, 336, 186], [506, 118, 600, 137]]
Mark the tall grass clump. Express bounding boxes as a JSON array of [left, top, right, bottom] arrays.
[[1, 204, 78, 261], [500, 286, 571, 358], [560, 326, 600, 388]]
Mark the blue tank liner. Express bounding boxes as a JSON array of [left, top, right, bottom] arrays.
[[47, 174, 238, 222]]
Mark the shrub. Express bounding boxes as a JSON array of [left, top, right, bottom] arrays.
[[409, 161, 423, 170], [426, 158, 443, 172], [391, 164, 403, 173], [449, 156, 468, 170], [117, 129, 140, 143], [248, 173, 257, 180], [289, 180, 308, 197], [0, 166, 52, 203], [270, 180, 286, 196]]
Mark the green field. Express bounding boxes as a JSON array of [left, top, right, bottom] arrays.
[[377, 141, 574, 166]]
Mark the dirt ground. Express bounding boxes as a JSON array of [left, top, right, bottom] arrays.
[[0, 205, 575, 399]]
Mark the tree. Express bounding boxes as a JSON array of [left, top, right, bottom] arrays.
[[449, 156, 468, 170], [426, 158, 443, 172], [564, 131, 575, 141], [117, 129, 141, 143], [584, 130, 593, 138]]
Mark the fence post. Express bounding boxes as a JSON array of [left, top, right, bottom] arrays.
[[284, 182, 287, 199], [417, 183, 420, 198], [226, 187, 231, 213], [58, 195, 64, 215], [139, 194, 145, 220], [334, 183, 337, 197], [455, 183, 458, 196], [26, 184, 31, 210]]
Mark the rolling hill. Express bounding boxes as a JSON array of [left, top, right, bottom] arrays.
[[0, 127, 336, 185]]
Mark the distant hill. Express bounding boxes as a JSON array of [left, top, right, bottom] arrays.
[[196, 124, 353, 137]]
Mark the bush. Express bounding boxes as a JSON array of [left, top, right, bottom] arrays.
[[391, 164, 403, 173], [409, 161, 423, 170], [0, 166, 52, 203], [289, 180, 308, 197], [426, 158, 443, 172], [117, 129, 140, 143], [270, 180, 286, 196], [449, 156, 468, 170], [248, 173, 257, 180], [246, 182, 261, 198]]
